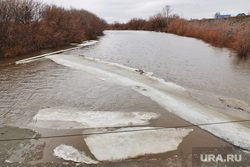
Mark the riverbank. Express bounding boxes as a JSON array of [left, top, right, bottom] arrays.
[[0, 40, 100, 66], [108, 16, 250, 58], [168, 16, 250, 58], [0, 45, 73, 66], [0, 0, 107, 59]]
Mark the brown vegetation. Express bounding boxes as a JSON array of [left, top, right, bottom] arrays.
[[0, 0, 107, 58], [108, 14, 179, 32], [109, 7, 250, 58], [168, 19, 250, 58]]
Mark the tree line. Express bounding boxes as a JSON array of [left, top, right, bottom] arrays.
[[109, 5, 179, 32], [0, 0, 107, 58], [109, 6, 249, 58]]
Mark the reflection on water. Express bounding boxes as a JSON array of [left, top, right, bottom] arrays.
[[66, 30, 250, 103]]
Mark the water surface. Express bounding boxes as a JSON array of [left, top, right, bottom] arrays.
[[67, 30, 250, 103], [1, 30, 250, 166]]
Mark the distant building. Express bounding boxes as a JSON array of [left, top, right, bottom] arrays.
[[217, 15, 231, 18], [236, 13, 246, 17]]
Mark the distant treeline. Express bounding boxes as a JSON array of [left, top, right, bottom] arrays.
[[0, 0, 107, 58], [109, 11, 250, 58]]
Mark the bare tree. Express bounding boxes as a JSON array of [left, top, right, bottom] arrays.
[[162, 5, 172, 26], [0, 0, 107, 58]]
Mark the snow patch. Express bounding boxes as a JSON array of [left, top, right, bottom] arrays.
[[54, 144, 99, 164], [30, 109, 159, 129], [84, 127, 193, 161]]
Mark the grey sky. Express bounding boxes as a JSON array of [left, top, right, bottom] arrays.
[[41, 0, 250, 23]]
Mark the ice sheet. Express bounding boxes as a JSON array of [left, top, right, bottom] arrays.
[[77, 40, 98, 47], [30, 109, 159, 129], [84, 127, 193, 161], [49, 54, 250, 150], [54, 144, 99, 164]]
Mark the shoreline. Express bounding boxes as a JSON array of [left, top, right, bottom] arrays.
[[0, 40, 99, 66], [0, 45, 74, 66]]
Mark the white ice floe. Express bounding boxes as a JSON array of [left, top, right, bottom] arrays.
[[49, 54, 250, 151], [54, 144, 99, 164], [84, 127, 193, 161], [48, 54, 189, 97], [4, 160, 12, 163], [77, 40, 98, 47], [16, 40, 98, 64], [30, 109, 159, 129]]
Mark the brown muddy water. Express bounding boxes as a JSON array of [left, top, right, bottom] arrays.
[[0, 30, 250, 167]]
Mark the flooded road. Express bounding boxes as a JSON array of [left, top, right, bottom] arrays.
[[0, 30, 250, 166]]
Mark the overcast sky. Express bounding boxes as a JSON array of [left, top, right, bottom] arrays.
[[41, 0, 250, 23]]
